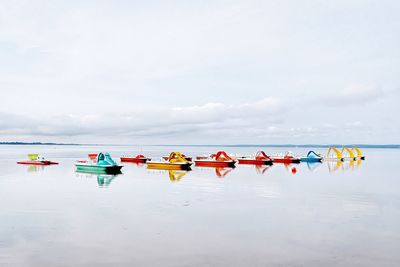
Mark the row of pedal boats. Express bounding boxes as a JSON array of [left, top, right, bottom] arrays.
[[16, 146, 365, 174]]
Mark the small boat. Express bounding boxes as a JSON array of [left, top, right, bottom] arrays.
[[300, 151, 322, 162], [147, 152, 192, 170], [352, 146, 365, 160], [237, 151, 273, 165], [120, 154, 151, 163], [324, 147, 344, 161], [271, 151, 300, 164], [17, 154, 59, 165], [194, 151, 236, 167], [75, 152, 122, 174], [341, 146, 356, 161], [162, 154, 192, 162]]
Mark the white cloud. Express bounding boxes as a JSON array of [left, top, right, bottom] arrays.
[[0, 98, 286, 142], [324, 84, 383, 106]]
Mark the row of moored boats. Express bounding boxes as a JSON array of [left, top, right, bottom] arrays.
[[16, 146, 365, 174]]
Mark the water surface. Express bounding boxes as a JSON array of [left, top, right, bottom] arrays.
[[0, 145, 399, 266]]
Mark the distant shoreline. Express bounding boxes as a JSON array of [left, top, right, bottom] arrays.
[[0, 142, 399, 149], [0, 142, 81, 146]]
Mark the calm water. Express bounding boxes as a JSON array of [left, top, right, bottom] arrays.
[[0, 145, 399, 267]]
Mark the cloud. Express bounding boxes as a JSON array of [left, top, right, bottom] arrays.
[[0, 98, 286, 141], [324, 84, 383, 106]]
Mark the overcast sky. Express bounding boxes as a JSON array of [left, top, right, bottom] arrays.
[[0, 0, 399, 144]]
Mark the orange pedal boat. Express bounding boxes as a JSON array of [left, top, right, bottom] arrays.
[[195, 151, 236, 168], [120, 154, 150, 163], [237, 151, 273, 165]]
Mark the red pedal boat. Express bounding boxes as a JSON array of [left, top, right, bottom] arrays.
[[237, 151, 273, 165], [120, 154, 150, 163], [195, 151, 236, 167], [271, 151, 300, 164], [17, 154, 59, 165]]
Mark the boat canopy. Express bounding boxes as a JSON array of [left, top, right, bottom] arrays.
[[255, 151, 271, 160], [306, 151, 321, 158], [167, 152, 191, 163], [341, 147, 355, 159], [326, 147, 342, 159], [97, 152, 117, 166], [211, 151, 233, 161], [352, 147, 363, 158], [28, 154, 39, 160]]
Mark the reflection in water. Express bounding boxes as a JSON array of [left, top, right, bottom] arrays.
[[306, 162, 322, 172], [168, 170, 189, 182], [122, 162, 146, 168], [215, 167, 234, 177], [327, 159, 363, 173], [194, 166, 235, 178], [255, 164, 272, 175], [76, 171, 120, 187], [25, 164, 58, 172], [327, 159, 343, 173], [27, 165, 45, 172], [97, 174, 118, 187], [283, 164, 297, 175]]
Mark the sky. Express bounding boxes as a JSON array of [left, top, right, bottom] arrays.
[[0, 0, 399, 144]]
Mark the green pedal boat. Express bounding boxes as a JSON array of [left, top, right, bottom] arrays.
[[75, 152, 122, 174]]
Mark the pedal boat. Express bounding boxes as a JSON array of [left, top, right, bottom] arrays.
[[324, 147, 344, 161], [352, 146, 365, 160], [340, 146, 357, 161], [237, 151, 273, 165], [147, 152, 192, 170], [194, 151, 236, 168], [300, 151, 322, 162], [17, 154, 59, 165], [271, 152, 301, 164], [75, 152, 122, 174], [120, 154, 150, 163]]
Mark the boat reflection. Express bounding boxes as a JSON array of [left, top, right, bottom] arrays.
[[255, 164, 272, 175], [97, 174, 118, 187], [27, 165, 46, 172], [122, 162, 147, 168], [327, 158, 363, 173], [306, 162, 322, 172], [76, 171, 121, 187], [23, 164, 57, 172], [327, 159, 343, 173], [168, 170, 189, 182], [215, 167, 234, 178], [282, 163, 297, 175]]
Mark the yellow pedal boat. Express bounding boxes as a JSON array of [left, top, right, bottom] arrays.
[[147, 152, 192, 170]]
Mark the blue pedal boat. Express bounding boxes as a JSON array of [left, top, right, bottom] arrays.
[[300, 151, 323, 162]]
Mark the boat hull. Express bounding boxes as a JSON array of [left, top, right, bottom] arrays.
[[147, 162, 192, 170], [75, 164, 122, 174], [195, 160, 236, 168], [237, 158, 273, 165], [272, 158, 301, 164], [300, 157, 322, 163], [17, 161, 58, 165], [323, 157, 344, 162], [120, 157, 149, 163]]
